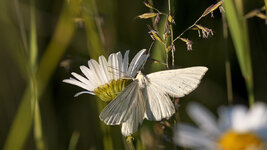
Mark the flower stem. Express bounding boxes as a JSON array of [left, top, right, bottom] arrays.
[[126, 136, 135, 150], [222, 10, 233, 105]]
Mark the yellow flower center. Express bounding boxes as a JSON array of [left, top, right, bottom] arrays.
[[94, 79, 131, 102], [218, 130, 263, 150]]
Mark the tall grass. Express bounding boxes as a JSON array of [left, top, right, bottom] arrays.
[[223, 0, 254, 106], [3, 1, 80, 149]]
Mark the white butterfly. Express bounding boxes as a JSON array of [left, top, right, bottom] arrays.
[[99, 66, 208, 136]]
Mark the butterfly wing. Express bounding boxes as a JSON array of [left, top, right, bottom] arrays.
[[144, 66, 208, 121], [142, 81, 175, 121], [99, 80, 146, 136], [147, 66, 208, 97]]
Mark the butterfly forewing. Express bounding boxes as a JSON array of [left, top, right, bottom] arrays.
[[99, 80, 146, 126], [147, 66, 208, 97], [121, 88, 146, 136]]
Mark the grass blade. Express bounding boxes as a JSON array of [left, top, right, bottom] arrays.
[[3, 1, 80, 150], [81, 0, 114, 149], [223, 0, 254, 106]]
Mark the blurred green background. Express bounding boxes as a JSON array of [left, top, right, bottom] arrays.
[[0, 0, 266, 149]]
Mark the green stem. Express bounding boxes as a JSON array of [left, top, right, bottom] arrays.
[[222, 10, 233, 105], [126, 136, 135, 150]]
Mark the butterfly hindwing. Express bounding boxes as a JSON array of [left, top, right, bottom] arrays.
[[143, 81, 175, 121]]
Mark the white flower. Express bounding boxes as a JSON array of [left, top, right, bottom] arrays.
[[63, 49, 148, 101], [174, 102, 267, 150]]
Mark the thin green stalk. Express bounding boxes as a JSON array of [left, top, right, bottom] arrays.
[[223, 0, 254, 106], [68, 131, 80, 150], [14, 0, 29, 53], [29, 0, 45, 149], [3, 1, 80, 150], [33, 96, 45, 150], [30, 0, 37, 69], [81, 0, 114, 149], [125, 136, 135, 150], [222, 11, 233, 105]]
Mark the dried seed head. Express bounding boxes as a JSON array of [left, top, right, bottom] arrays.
[[154, 14, 160, 26], [219, 6, 225, 13], [256, 13, 267, 19], [166, 44, 175, 53], [144, 1, 153, 9], [138, 13, 158, 19], [245, 9, 266, 19], [168, 15, 175, 24], [164, 19, 169, 33], [245, 9, 261, 19], [244, 6, 267, 24], [195, 24, 214, 38], [148, 29, 163, 42], [180, 38, 193, 51], [202, 0, 223, 17], [163, 32, 170, 40]]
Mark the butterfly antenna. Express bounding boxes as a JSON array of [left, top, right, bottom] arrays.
[[107, 66, 133, 79]]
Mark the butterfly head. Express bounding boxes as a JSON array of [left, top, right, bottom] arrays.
[[136, 71, 145, 79], [135, 71, 147, 88]]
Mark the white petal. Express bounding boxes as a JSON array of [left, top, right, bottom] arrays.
[[71, 72, 90, 85], [127, 49, 147, 77], [108, 53, 119, 80], [122, 50, 129, 77], [80, 65, 98, 88], [231, 105, 249, 132], [218, 106, 233, 131], [98, 56, 110, 83], [88, 59, 104, 86], [174, 124, 217, 150], [254, 128, 267, 140], [74, 91, 95, 97], [247, 102, 267, 130], [187, 102, 221, 137], [63, 78, 93, 91], [116, 52, 123, 78]]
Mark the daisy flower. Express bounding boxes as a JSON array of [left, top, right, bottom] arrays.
[[63, 49, 148, 101], [174, 102, 267, 150]]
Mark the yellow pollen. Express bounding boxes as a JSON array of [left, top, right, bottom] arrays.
[[218, 130, 263, 150], [93, 79, 131, 102]]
